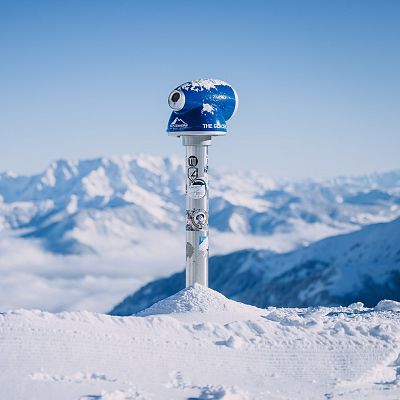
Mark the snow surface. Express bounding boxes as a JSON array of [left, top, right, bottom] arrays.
[[180, 79, 230, 91], [138, 284, 259, 322], [201, 103, 216, 114], [1, 285, 400, 400]]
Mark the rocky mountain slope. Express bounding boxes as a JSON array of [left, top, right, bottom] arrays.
[[111, 217, 400, 315]]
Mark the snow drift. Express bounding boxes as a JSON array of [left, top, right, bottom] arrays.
[[1, 285, 400, 399]]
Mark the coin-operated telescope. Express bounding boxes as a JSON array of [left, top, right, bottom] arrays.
[[167, 79, 238, 287]]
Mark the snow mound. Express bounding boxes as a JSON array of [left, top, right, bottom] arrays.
[[138, 284, 257, 317], [375, 299, 400, 312]]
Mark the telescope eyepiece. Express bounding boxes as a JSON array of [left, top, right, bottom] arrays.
[[168, 90, 185, 111], [171, 92, 180, 102]]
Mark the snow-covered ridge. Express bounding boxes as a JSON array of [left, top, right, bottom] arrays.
[[0, 154, 400, 313], [0, 154, 399, 256], [112, 217, 400, 315], [1, 286, 400, 399]]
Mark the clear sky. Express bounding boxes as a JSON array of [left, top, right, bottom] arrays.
[[0, 0, 399, 179]]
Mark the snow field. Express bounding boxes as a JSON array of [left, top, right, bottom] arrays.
[[0, 286, 400, 399]]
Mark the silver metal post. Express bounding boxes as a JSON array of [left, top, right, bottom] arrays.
[[183, 135, 211, 287], [166, 78, 238, 288]]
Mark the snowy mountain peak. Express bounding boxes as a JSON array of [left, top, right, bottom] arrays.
[[112, 217, 400, 315], [1, 154, 400, 258]]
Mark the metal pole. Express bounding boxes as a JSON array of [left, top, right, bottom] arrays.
[[167, 78, 238, 288], [183, 135, 211, 287]]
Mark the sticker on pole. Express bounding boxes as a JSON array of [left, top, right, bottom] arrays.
[[188, 167, 198, 182], [188, 178, 207, 199], [192, 209, 208, 230], [188, 156, 198, 167], [186, 242, 194, 259], [186, 209, 208, 231], [198, 235, 209, 256]]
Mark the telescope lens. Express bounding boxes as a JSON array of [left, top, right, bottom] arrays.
[[168, 90, 185, 110], [171, 92, 180, 102]]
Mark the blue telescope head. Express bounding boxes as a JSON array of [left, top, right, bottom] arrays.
[[167, 79, 238, 136]]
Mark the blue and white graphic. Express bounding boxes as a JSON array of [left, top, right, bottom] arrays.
[[167, 79, 238, 136], [198, 235, 209, 256], [168, 78, 238, 287]]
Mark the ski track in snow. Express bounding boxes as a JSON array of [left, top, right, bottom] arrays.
[[0, 286, 400, 399]]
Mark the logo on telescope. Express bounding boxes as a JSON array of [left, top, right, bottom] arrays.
[[170, 117, 188, 129]]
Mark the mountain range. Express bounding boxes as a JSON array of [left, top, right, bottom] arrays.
[[1, 154, 400, 312], [1, 154, 400, 257], [111, 216, 400, 315]]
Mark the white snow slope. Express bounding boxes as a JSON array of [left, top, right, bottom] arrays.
[[1, 285, 400, 400]]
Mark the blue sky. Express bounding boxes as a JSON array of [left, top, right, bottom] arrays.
[[0, 0, 399, 178]]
